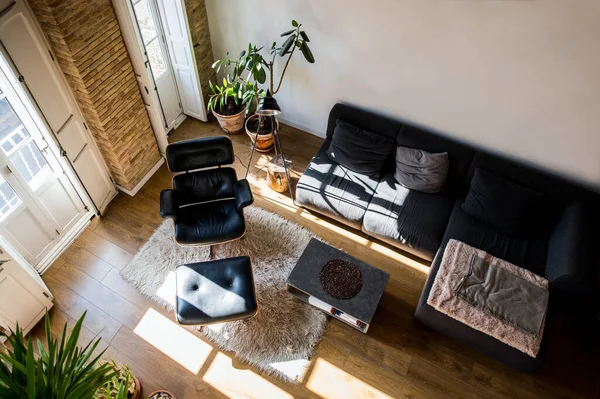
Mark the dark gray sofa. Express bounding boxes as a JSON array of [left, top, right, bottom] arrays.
[[296, 103, 599, 372]]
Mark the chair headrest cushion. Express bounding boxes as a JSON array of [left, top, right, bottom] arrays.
[[166, 136, 234, 172]]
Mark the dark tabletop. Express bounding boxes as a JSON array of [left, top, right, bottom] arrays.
[[287, 238, 390, 323]]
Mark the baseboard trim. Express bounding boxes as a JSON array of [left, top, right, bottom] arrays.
[[168, 113, 187, 133], [276, 116, 325, 138], [118, 157, 165, 196]]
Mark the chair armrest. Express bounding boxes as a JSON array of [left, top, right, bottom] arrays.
[[545, 202, 596, 299], [234, 179, 254, 210], [160, 189, 179, 220]]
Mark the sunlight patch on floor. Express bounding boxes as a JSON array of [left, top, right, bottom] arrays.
[[203, 352, 293, 399], [269, 358, 311, 382], [307, 358, 393, 399], [133, 308, 213, 374]]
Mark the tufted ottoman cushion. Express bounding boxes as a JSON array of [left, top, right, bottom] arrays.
[[175, 256, 257, 325]]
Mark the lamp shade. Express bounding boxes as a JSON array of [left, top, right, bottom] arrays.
[[256, 90, 281, 116]]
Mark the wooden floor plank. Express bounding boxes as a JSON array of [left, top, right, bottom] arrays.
[[43, 276, 122, 342], [75, 228, 133, 270], [59, 244, 112, 282], [51, 264, 145, 330]]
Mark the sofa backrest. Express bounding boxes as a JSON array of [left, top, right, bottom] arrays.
[[464, 151, 591, 210], [326, 103, 597, 207], [326, 103, 401, 141]]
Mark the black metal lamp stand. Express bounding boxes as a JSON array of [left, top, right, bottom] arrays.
[[245, 91, 295, 203]]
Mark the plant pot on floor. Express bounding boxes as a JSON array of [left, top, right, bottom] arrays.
[[212, 105, 247, 134], [245, 114, 278, 152], [148, 390, 176, 399], [97, 360, 142, 399]]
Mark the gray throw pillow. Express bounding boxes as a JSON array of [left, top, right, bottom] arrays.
[[394, 146, 449, 193]]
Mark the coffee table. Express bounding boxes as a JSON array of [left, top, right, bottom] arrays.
[[286, 238, 389, 333]]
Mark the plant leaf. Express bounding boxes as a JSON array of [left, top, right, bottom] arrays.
[[223, 77, 228, 87], [26, 339, 35, 399], [279, 34, 295, 56], [292, 20, 298, 27], [300, 31, 310, 42], [256, 66, 266, 84], [300, 42, 315, 63], [239, 50, 246, 57], [280, 29, 295, 37]]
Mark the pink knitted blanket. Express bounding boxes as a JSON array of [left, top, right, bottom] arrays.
[[427, 239, 549, 358]]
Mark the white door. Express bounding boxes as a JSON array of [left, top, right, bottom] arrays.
[[0, 4, 116, 213], [132, 0, 182, 129], [156, 0, 206, 121], [0, 64, 86, 269]]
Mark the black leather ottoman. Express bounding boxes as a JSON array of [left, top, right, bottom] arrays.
[[175, 256, 257, 325]]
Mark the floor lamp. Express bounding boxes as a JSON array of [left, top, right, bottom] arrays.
[[245, 91, 295, 202]]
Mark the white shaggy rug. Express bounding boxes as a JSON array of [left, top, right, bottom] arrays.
[[120, 206, 328, 383]]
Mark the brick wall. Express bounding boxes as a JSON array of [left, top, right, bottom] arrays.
[[29, 0, 161, 191], [183, 0, 215, 108]]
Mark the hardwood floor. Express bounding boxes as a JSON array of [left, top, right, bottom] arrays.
[[32, 117, 599, 399]]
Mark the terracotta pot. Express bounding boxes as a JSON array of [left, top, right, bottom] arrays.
[[245, 114, 278, 153], [148, 390, 176, 399], [131, 377, 141, 399], [212, 106, 246, 134]]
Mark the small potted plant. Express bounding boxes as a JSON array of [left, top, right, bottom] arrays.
[[96, 360, 142, 399], [148, 390, 176, 399], [206, 74, 249, 134], [207, 46, 265, 134]]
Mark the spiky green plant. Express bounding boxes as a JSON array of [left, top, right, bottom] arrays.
[[0, 311, 117, 399]]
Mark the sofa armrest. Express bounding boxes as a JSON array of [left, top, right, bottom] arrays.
[[160, 189, 179, 220], [545, 202, 596, 299], [234, 179, 254, 211]]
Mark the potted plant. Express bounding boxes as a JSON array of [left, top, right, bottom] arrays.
[[208, 20, 315, 149], [0, 311, 118, 398], [207, 45, 265, 134], [96, 360, 141, 399], [148, 390, 176, 399]]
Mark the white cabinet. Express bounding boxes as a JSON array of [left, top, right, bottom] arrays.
[[0, 259, 53, 337]]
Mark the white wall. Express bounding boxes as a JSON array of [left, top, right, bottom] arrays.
[[206, 0, 600, 188]]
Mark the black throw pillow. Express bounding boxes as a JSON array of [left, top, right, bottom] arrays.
[[462, 169, 542, 234], [326, 119, 394, 177]]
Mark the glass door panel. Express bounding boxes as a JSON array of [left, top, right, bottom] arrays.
[[0, 174, 20, 221], [10, 141, 52, 190], [0, 92, 52, 190], [0, 96, 31, 154], [133, 0, 167, 79]]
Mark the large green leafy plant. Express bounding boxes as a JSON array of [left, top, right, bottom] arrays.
[[0, 311, 118, 399], [207, 19, 315, 117]]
